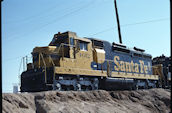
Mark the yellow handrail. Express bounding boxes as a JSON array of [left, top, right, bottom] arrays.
[[48, 55, 55, 66], [39, 53, 47, 83]]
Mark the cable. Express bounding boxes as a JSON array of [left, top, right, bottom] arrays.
[[3, 17, 169, 63], [121, 18, 169, 27], [87, 27, 114, 37], [4, 1, 86, 39], [5, 0, 95, 42], [87, 17, 169, 37], [5, 0, 112, 41], [3, 53, 30, 62], [5, 1, 64, 24], [3, 56, 23, 62]]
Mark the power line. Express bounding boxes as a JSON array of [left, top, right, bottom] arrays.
[[5, 0, 95, 42], [87, 17, 169, 37], [3, 17, 169, 62], [3, 56, 23, 62], [121, 18, 169, 27], [3, 53, 30, 62], [4, 1, 90, 39], [5, 1, 64, 24], [5, 1, 85, 24], [4, 0, 112, 42], [87, 27, 114, 37]]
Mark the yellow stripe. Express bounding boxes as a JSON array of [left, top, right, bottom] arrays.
[[54, 67, 159, 80]]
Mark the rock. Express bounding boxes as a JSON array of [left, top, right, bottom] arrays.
[[2, 88, 171, 113]]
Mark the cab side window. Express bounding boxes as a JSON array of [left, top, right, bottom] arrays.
[[79, 41, 88, 51]]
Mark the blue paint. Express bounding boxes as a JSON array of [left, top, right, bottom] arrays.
[[90, 39, 153, 75]]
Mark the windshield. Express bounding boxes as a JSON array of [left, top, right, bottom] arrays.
[[49, 35, 68, 46]]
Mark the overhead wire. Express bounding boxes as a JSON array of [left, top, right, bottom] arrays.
[[5, 0, 87, 26], [3, 56, 23, 62], [5, 0, 95, 42], [87, 17, 169, 37], [121, 18, 169, 27], [3, 53, 30, 62], [4, 1, 86, 39], [3, 17, 169, 62], [3, 0, 169, 62], [5, 1, 64, 24]]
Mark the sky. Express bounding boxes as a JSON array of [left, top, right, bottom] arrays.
[[2, 0, 170, 93]]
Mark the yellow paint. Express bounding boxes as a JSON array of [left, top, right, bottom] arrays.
[[139, 60, 143, 73], [144, 65, 148, 73], [125, 62, 131, 72], [114, 56, 120, 71], [135, 63, 139, 73], [54, 67, 158, 80]]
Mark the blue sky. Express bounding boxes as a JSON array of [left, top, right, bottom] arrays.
[[2, 0, 170, 93]]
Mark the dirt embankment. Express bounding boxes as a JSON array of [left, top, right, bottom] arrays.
[[2, 88, 171, 113]]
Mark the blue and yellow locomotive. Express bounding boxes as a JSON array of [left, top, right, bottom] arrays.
[[20, 31, 159, 92]]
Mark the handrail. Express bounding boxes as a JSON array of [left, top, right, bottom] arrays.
[[57, 44, 62, 54], [38, 54, 41, 68], [39, 53, 47, 83], [48, 55, 55, 66], [38, 52, 56, 84], [37, 44, 77, 83], [48, 55, 56, 82], [57, 43, 76, 54]]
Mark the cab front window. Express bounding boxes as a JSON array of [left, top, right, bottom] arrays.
[[70, 37, 74, 46]]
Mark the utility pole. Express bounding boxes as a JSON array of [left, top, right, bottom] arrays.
[[114, 0, 122, 44]]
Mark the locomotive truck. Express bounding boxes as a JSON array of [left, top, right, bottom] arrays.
[[20, 0, 160, 92]]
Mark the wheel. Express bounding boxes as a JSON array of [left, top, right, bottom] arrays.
[[53, 83, 61, 91], [94, 83, 98, 90], [135, 85, 139, 90], [76, 83, 81, 91], [85, 87, 90, 91], [145, 82, 149, 89], [133, 80, 138, 90], [93, 78, 99, 90]]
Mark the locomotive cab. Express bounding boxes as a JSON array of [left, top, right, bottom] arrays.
[[31, 31, 93, 70]]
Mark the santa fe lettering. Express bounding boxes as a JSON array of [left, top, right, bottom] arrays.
[[114, 56, 149, 74]]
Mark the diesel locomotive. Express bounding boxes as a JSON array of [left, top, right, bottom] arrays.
[[20, 0, 160, 92], [20, 31, 159, 92]]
